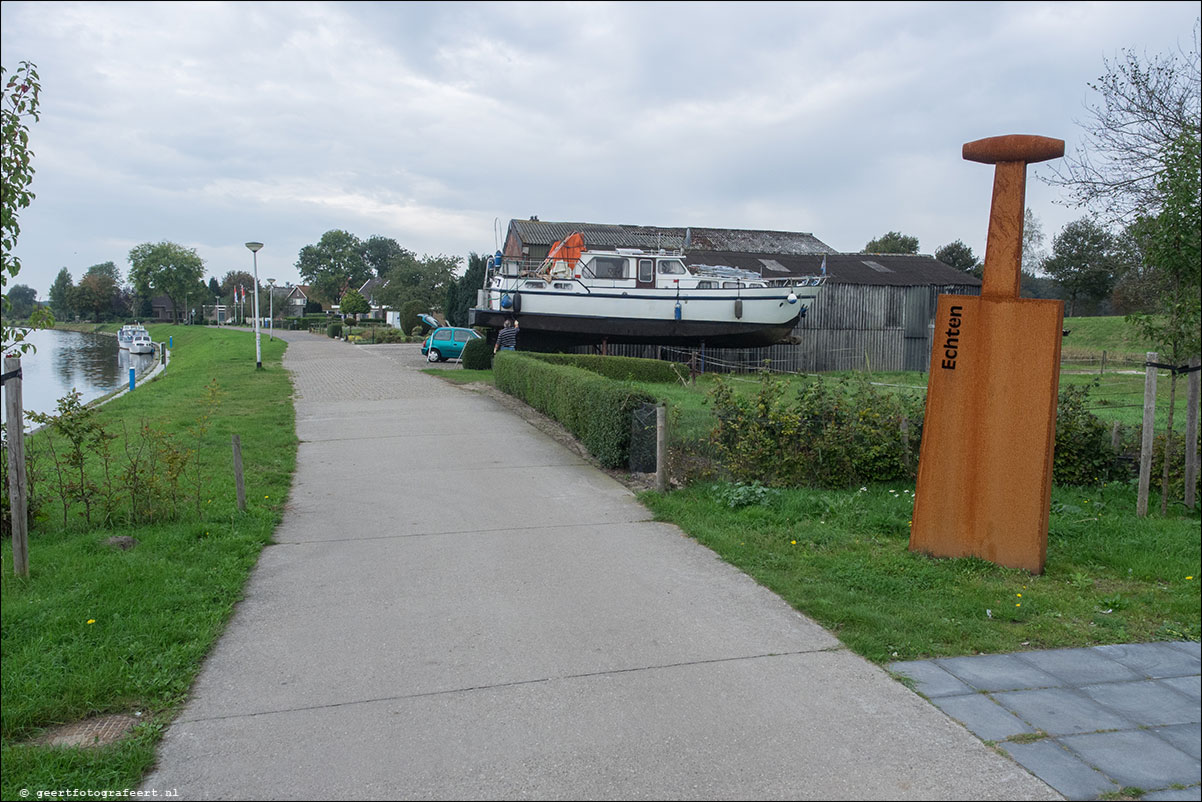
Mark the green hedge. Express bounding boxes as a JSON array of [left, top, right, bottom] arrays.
[[462, 337, 493, 369], [494, 352, 656, 468], [526, 353, 686, 383]]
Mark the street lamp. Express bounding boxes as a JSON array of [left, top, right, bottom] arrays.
[[266, 278, 276, 340], [245, 241, 263, 369]]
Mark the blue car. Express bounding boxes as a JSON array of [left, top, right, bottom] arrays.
[[422, 326, 481, 362]]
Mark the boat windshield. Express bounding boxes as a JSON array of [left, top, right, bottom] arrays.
[[658, 259, 687, 275], [582, 256, 627, 280]]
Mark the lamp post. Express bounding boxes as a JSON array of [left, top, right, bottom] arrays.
[[267, 278, 276, 340], [245, 242, 263, 369]]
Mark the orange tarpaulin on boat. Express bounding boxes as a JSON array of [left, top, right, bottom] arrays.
[[544, 233, 586, 269]]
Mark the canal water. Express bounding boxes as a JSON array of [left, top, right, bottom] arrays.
[[1, 328, 157, 423]]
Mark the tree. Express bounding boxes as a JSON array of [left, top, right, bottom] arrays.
[[445, 252, 487, 326], [339, 287, 370, 320], [363, 235, 409, 277], [295, 229, 370, 306], [127, 241, 206, 324], [2, 60, 51, 352], [1021, 208, 1047, 275], [49, 266, 74, 319], [1042, 217, 1118, 316], [207, 276, 221, 300], [1126, 130, 1202, 514], [4, 283, 36, 318], [863, 231, 919, 254], [84, 260, 121, 285], [934, 240, 981, 276], [1041, 25, 1201, 225], [379, 251, 459, 312], [73, 271, 118, 322]]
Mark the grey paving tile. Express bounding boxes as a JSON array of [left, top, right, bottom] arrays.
[[1163, 674, 1202, 703], [992, 688, 1133, 736], [1061, 729, 1201, 790], [935, 653, 1064, 692], [1000, 739, 1118, 800], [1094, 643, 1202, 679], [1016, 647, 1142, 686], [1155, 723, 1202, 761], [887, 660, 975, 698], [1170, 641, 1201, 659], [1079, 679, 1201, 727], [930, 693, 1034, 741], [1142, 788, 1202, 801]]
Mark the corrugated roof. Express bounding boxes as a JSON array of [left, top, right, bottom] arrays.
[[686, 252, 982, 287], [507, 219, 837, 256]]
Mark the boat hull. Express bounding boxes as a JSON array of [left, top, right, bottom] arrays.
[[469, 306, 804, 348]]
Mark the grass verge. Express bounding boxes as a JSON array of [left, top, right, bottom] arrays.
[[639, 480, 1200, 663], [2, 325, 296, 799]]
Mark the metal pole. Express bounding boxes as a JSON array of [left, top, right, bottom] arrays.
[[246, 242, 264, 369]]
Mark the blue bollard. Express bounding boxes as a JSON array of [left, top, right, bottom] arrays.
[[169, 335, 173, 348], [129, 367, 136, 391]]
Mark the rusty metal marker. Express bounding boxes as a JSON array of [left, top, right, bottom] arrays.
[[910, 134, 1065, 574]]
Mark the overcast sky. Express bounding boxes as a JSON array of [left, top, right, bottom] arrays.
[[2, 1, 1198, 297]]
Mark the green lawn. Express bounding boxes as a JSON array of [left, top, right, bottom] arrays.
[[640, 481, 1200, 664], [2, 325, 296, 800]]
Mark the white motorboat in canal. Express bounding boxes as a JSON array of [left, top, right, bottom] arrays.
[[128, 330, 154, 355], [469, 233, 825, 348], [118, 324, 148, 351]]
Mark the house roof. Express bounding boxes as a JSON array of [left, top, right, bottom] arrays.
[[507, 219, 837, 256], [686, 251, 982, 287], [358, 277, 389, 299]]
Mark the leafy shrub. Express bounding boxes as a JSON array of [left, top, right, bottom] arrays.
[[712, 481, 778, 508], [527, 353, 687, 383], [709, 372, 923, 489], [461, 337, 493, 370], [326, 322, 342, 339], [494, 352, 656, 468], [1053, 383, 1125, 486], [400, 300, 426, 335]]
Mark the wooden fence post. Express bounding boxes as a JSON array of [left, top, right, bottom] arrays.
[[4, 354, 29, 577], [232, 434, 246, 512], [1137, 352, 1157, 518], [1186, 357, 1199, 510]]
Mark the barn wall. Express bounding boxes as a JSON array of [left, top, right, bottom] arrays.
[[585, 283, 981, 373]]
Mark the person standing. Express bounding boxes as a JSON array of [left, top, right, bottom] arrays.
[[494, 318, 518, 353]]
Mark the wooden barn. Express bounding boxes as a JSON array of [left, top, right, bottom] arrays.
[[499, 219, 982, 372]]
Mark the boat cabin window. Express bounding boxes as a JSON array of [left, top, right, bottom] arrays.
[[553, 282, 573, 290], [658, 259, 686, 275], [638, 259, 654, 283], [697, 280, 718, 289], [524, 280, 545, 288], [583, 256, 627, 280], [722, 281, 741, 288]]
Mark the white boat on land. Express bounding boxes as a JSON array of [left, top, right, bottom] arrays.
[[128, 330, 154, 355], [118, 324, 148, 350], [468, 233, 825, 348]]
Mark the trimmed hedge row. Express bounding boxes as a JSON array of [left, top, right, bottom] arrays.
[[526, 352, 687, 383], [493, 352, 656, 468]]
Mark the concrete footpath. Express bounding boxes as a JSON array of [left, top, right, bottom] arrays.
[[142, 332, 1061, 800]]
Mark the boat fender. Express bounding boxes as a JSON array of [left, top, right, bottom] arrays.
[[511, 291, 521, 314], [734, 298, 743, 319], [674, 301, 682, 321], [500, 293, 513, 310], [787, 292, 798, 304]]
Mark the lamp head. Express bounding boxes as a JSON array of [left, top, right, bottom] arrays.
[[245, 241, 264, 253]]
